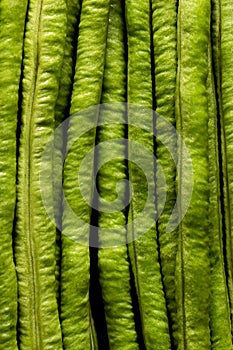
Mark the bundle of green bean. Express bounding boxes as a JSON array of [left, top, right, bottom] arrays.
[[0, 0, 233, 349]]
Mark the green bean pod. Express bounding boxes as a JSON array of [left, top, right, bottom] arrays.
[[15, 0, 67, 348], [96, 0, 138, 348], [53, 0, 82, 302], [151, 0, 178, 342], [175, 0, 211, 348], [126, 0, 171, 348], [0, 0, 28, 348], [61, 0, 110, 348], [207, 42, 233, 349], [211, 0, 233, 326], [54, 0, 82, 129]]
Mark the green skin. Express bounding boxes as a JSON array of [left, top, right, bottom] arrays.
[[151, 0, 178, 343], [0, 1, 28, 348], [53, 0, 98, 346], [15, 0, 67, 348], [54, 0, 82, 129], [61, 0, 110, 348], [207, 42, 233, 349], [175, 0, 211, 348], [97, 0, 138, 349], [53, 0, 82, 304], [126, 0, 171, 348], [212, 0, 233, 328]]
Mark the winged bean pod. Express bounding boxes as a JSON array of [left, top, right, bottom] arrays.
[[151, 0, 178, 343], [207, 42, 232, 349], [96, 0, 138, 348], [53, 0, 82, 302], [126, 1, 171, 348], [61, 0, 110, 348], [212, 0, 233, 326], [15, 0, 67, 348], [175, 0, 211, 348]]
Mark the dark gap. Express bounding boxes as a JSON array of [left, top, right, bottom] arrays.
[[89, 132, 100, 249], [176, 0, 179, 14], [89, 248, 110, 350], [123, 120, 130, 217], [89, 129, 109, 349], [149, 1, 175, 348], [89, 226, 109, 350]]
